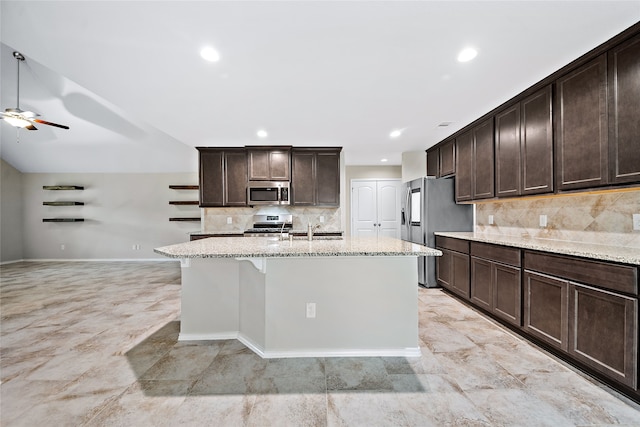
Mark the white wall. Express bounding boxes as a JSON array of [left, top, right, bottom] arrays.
[[401, 151, 426, 183], [1, 159, 24, 262], [20, 172, 198, 260]]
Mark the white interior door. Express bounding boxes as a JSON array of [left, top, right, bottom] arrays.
[[377, 180, 402, 238], [351, 181, 377, 237], [351, 179, 402, 238]]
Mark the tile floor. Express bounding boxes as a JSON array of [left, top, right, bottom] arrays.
[[1, 261, 639, 426]]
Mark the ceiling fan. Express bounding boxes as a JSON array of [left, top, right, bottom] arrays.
[[0, 51, 69, 131]]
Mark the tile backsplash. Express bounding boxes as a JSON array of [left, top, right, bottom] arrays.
[[203, 206, 342, 233], [475, 189, 640, 248]]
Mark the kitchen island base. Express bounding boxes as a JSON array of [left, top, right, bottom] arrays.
[[179, 256, 420, 358]]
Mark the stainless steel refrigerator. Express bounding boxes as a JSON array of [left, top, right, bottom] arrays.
[[401, 177, 473, 287]]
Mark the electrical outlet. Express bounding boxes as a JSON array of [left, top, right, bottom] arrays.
[[539, 215, 547, 228], [488, 215, 494, 225], [60, 244, 65, 250], [306, 302, 316, 318], [319, 216, 325, 223], [633, 214, 640, 231], [132, 244, 141, 250], [227, 217, 233, 224]]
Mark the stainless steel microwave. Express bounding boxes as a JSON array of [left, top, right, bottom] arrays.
[[247, 181, 290, 206]]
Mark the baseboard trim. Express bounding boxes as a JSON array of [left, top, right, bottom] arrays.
[[178, 332, 239, 341]]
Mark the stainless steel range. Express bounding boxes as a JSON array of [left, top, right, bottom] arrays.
[[244, 214, 293, 237]]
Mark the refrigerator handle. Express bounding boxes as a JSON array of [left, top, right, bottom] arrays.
[[405, 187, 412, 224]]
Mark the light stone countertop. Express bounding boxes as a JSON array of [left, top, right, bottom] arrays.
[[435, 232, 640, 266], [155, 236, 441, 259], [189, 230, 344, 236]]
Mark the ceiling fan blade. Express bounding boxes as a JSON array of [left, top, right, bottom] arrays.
[[33, 119, 69, 130]]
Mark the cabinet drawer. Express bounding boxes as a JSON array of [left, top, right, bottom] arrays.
[[524, 251, 637, 296], [435, 236, 469, 254], [470, 242, 521, 267]]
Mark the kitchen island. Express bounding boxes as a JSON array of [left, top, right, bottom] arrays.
[[154, 236, 440, 358]]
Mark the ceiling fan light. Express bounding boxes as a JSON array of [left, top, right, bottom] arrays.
[[4, 116, 32, 128]]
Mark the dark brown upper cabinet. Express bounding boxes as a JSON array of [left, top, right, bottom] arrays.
[[439, 139, 456, 178], [198, 148, 248, 207], [247, 147, 291, 181], [427, 139, 455, 178], [608, 33, 640, 184], [455, 131, 473, 202], [455, 118, 494, 202], [555, 54, 609, 191], [426, 147, 439, 177], [291, 147, 341, 206], [495, 85, 553, 197], [472, 118, 495, 199]]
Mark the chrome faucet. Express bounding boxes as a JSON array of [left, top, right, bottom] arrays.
[[307, 223, 321, 241]]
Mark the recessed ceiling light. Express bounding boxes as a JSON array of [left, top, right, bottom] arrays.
[[257, 129, 268, 138], [200, 46, 220, 62], [457, 47, 477, 63], [389, 129, 403, 138], [381, 158, 388, 163]]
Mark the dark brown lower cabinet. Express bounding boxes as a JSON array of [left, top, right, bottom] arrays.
[[523, 270, 569, 351], [436, 236, 470, 299], [437, 249, 470, 299], [568, 283, 638, 389], [470, 242, 522, 327]]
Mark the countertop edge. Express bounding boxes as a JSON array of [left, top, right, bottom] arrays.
[[434, 232, 639, 266]]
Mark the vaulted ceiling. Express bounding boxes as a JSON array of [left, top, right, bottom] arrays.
[[1, 1, 638, 173]]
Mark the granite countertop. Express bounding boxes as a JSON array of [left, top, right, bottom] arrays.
[[155, 236, 441, 259], [190, 230, 344, 236], [434, 232, 640, 266]]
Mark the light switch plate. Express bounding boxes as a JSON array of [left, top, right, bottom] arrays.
[[633, 214, 640, 231], [488, 215, 494, 225]]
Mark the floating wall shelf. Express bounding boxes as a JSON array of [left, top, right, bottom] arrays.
[[43, 202, 85, 206], [43, 218, 85, 222], [43, 185, 84, 190], [169, 201, 199, 205], [169, 184, 201, 222], [169, 185, 199, 190]]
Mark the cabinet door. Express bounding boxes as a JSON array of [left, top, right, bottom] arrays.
[[224, 151, 248, 206], [568, 283, 637, 389], [495, 104, 521, 197], [291, 151, 315, 205], [199, 149, 224, 207], [556, 54, 608, 190], [473, 118, 495, 199], [451, 251, 470, 299], [521, 85, 554, 195], [470, 257, 492, 311], [439, 139, 456, 177], [455, 131, 473, 202], [316, 151, 340, 206], [523, 271, 568, 351], [493, 263, 522, 326], [436, 249, 453, 289], [248, 150, 270, 180], [269, 150, 291, 181], [427, 147, 439, 177], [608, 33, 640, 184]]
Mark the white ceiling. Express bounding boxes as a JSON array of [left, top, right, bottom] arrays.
[[1, 1, 639, 173]]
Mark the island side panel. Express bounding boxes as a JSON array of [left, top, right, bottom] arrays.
[[263, 256, 419, 357], [179, 258, 240, 340]]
